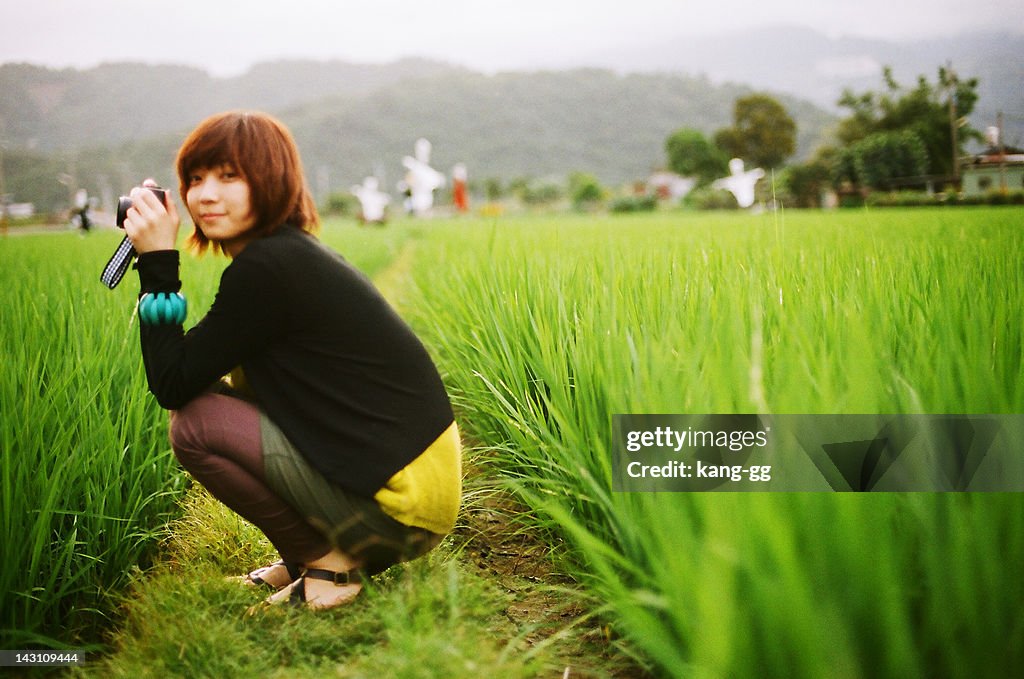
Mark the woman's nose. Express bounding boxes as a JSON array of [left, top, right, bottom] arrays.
[[198, 179, 218, 201]]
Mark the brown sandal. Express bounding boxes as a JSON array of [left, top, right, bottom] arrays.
[[288, 567, 363, 609], [244, 560, 302, 590]]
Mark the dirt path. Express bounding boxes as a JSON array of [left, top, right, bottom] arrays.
[[371, 239, 419, 307]]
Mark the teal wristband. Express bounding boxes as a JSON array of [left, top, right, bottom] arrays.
[[139, 292, 187, 325]]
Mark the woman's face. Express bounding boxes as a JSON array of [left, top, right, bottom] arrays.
[[186, 163, 257, 257]]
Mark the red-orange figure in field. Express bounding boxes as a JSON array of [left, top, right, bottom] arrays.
[[452, 163, 469, 213]]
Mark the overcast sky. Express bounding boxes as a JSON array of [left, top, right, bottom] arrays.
[[2, 0, 1021, 76]]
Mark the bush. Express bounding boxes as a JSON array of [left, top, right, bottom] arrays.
[[518, 180, 563, 206], [568, 172, 605, 211], [781, 160, 832, 208], [610, 195, 657, 213], [865, 191, 936, 208], [685, 185, 740, 210], [985, 189, 1024, 205], [321, 192, 358, 216], [860, 189, 1024, 208], [851, 130, 928, 190]]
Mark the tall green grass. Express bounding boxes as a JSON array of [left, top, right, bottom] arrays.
[[406, 208, 1024, 678], [1, 232, 186, 647], [0, 221, 408, 648]]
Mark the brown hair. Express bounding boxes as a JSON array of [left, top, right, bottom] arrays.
[[175, 110, 319, 254]]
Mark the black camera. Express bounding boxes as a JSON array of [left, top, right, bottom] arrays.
[[102, 185, 168, 289], [115, 186, 167, 228]]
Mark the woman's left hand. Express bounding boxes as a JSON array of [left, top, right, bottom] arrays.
[[122, 179, 181, 253]]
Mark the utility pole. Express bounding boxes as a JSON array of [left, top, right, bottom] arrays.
[[0, 121, 7, 238], [997, 111, 1007, 193], [0, 154, 7, 237], [946, 62, 960, 186]]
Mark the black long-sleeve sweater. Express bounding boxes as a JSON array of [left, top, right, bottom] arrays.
[[137, 225, 454, 497]]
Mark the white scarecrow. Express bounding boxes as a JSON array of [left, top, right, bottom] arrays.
[[712, 158, 765, 208], [401, 138, 446, 217], [351, 176, 390, 224]]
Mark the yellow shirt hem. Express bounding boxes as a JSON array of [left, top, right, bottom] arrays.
[[374, 421, 462, 535]]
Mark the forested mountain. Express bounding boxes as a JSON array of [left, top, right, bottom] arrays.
[[0, 61, 833, 211], [0, 58, 464, 151]]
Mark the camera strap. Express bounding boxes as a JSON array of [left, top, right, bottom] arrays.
[[100, 236, 137, 289]]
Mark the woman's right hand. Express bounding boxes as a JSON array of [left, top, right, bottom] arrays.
[[122, 179, 181, 253]]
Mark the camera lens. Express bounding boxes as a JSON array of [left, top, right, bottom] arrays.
[[115, 187, 166, 228], [115, 196, 133, 229]]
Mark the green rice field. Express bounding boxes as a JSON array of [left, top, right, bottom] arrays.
[[2, 206, 1023, 677]]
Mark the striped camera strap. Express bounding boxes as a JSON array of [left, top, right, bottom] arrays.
[[100, 236, 137, 289]]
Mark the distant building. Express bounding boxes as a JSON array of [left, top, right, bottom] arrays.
[[1, 203, 36, 218], [961, 144, 1024, 196]]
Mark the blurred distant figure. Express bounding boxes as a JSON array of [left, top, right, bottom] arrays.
[[73, 188, 92, 233], [401, 138, 445, 217], [351, 176, 390, 225], [397, 180, 413, 216], [452, 163, 469, 213], [712, 158, 764, 208], [647, 171, 696, 202]]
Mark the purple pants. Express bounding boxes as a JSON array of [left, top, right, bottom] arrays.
[[168, 392, 332, 564]]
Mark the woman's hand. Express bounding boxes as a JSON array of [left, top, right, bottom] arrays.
[[122, 178, 181, 253]]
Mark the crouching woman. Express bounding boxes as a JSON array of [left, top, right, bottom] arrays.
[[121, 110, 461, 610]]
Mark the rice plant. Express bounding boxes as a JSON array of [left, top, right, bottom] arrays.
[[406, 207, 1024, 678], [0, 232, 183, 647]]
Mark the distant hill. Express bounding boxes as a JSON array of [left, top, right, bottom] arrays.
[[0, 61, 834, 211], [0, 58, 465, 151], [283, 69, 833, 190]]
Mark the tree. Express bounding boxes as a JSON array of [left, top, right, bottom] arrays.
[[664, 128, 728, 186], [782, 155, 833, 207], [714, 94, 797, 169], [483, 177, 504, 202], [568, 171, 604, 210], [835, 65, 980, 178], [850, 130, 928, 189]]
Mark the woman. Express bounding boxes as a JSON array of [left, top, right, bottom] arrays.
[[122, 110, 461, 610]]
